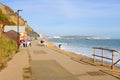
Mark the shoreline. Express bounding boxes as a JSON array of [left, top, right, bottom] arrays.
[[47, 42, 120, 75]]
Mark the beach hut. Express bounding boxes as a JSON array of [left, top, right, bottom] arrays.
[[20, 34, 30, 40]]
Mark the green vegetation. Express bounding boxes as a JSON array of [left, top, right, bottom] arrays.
[[0, 35, 18, 60], [0, 9, 15, 25], [10, 21, 16, 25], [0, 14, 8, 21]]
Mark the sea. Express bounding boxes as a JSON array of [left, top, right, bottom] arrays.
[[48, 38, 120, 66]]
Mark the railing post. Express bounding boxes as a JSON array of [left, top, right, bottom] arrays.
[[102, 48, 104, 66], [93, 48, 96, 63], [111, 51, 114, 69]]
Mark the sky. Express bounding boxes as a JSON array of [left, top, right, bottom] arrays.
[[1, 0, 120, 38]]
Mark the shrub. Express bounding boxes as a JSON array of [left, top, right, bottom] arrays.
[[0, 14, 8, 21], [0, 13, 15, 25], [0, 35, 17, 60]]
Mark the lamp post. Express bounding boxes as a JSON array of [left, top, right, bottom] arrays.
[[17, 10, 22, 48]]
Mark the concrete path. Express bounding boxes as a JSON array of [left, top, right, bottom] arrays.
[[0, 48, 29, 80], [0, 40, 119, 80], [28, 40, 119, 80]]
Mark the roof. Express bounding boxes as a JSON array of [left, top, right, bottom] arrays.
[[4, 30, 19, 41], [4, 26, 25, 33]]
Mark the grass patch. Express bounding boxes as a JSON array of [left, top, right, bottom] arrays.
[[0, 35, 18, 60]]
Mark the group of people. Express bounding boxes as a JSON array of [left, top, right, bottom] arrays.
[[17, 40, 31, 48]]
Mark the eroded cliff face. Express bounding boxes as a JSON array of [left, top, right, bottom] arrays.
[[0, 3, 38, 37]]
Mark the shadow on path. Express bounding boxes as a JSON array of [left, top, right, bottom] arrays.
[[31, 60, 79, 80]]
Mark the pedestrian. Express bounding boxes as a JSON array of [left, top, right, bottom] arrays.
[[58, 44, 62, 48], [20, 40, 23, 48]]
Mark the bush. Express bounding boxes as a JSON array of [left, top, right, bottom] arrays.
[[0, 35, 18, 60], [0, 14, 8, 21], [0, 13, 15, 25]]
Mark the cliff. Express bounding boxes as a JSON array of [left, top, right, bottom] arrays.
[[0, 3, 38, 37]]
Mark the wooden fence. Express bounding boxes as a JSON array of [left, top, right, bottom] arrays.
[[93, 47, 120, 69]]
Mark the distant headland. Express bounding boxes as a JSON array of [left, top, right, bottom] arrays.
[[49, 36, 110, 40]]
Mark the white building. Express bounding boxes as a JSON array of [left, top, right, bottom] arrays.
[[4, 26, 25, 33]]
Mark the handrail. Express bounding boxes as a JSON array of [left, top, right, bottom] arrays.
[[93, 47, 120, 53], [93, 47, 120, 69], [93, 54, 112, 60]]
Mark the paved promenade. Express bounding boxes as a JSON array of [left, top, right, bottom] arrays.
[[0, 40, 119, 80], [0, 47, 29, 80], [28, 40, 119, 80]]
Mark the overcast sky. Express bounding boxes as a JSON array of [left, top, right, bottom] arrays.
[[1, 0, 120, 38]]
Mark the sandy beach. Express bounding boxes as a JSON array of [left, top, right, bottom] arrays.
[[0, 40, 120, 80]]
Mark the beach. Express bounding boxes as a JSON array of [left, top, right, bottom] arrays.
[[0, 40, 120, 80], [47, 42, 120, 71], [48, 38, 120, 66]]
